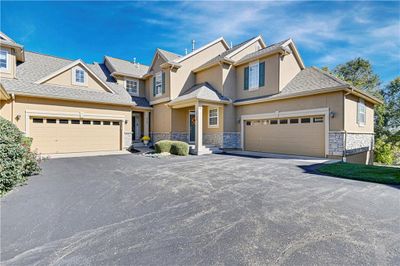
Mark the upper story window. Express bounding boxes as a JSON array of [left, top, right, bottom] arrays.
[[72, 66, 87, 86], [208, 107, 219, 127], [0, 49, 9, 71], [357, 99, 366, 126], [244, 61, 265, 91], [153, 71, 164, 97], [126, 79, 138, 96]]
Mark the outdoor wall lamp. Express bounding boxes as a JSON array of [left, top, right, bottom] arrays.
[[330, 111, 335, 118]]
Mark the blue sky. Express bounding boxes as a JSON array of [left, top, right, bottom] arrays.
[[1, 1, 399, 83]]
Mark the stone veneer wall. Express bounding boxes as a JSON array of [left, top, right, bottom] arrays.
[[203, 133, 223, 147], [171, 132, 188, 142], [124, 132, 132, 148], [223, 132, 241, 149], [151, 133, 171, 144], [328, 131, 374, 156]]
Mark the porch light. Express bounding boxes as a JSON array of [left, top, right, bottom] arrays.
[[330, 111, 335, 118]]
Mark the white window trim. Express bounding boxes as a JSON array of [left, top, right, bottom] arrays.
[[357, 99, 366, 127], [155, 72, 162, 97], [71, 66, 88, 86], [248, 60, 259, 91], [208, 107, 219, 128], [125, 78, 139, 96], [0, 49, 10, 73]]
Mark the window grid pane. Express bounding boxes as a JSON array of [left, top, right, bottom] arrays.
[[0, 51, 7, 69]]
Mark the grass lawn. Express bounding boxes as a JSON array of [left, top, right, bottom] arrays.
[[317, 162, 400, 185]]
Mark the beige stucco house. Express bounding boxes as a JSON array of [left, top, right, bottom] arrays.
[[0, 32, 381, 164]]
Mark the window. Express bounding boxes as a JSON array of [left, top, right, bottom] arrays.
[[270, 119, 278, 125], [0, 49, 8, 70], [208, 108, 219, 127], [46, 119, 56, 124], [301, 118, 311, 123], [154, 72, 163, 96], [59, 119, 69, 124], [93, 121, 101, 125], [82, 120, 91, 125], [357, 99, 366, 126], [313, 117, 324, 123], [73, 67, 86, 85], [112, 121, 120, 126], [290, 118, 299, 124], [32, 118, 43, 123], [248, 61, 259, 90], [126, 79, 138, 96], [246, 121, 252, 126], [279, 119, 288, 124], [103, 121, 111, 125], [71, 120, 80, 124]]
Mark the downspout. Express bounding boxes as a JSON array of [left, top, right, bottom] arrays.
[[11, 93, 15, 124], [343, 90, 352, 162]]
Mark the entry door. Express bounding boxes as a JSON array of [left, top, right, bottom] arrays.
[[189, 111, 195, 142], [132, 114, 141, 141]]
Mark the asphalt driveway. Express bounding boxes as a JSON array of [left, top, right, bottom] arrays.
[[1, 153, 399, 265]]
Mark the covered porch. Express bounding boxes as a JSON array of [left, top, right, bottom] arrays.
[[167, 82, 230, 155]]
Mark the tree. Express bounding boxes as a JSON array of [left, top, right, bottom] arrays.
[[333, 57, 381, 96], [383, 77, 400, 130]]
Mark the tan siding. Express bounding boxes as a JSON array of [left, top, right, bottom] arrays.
[[45, 66, 110, 92], [0, 47, 16, 79], [0, 99, 12, 121], [344, 94, 374, 133], [151, 103, 171, 132], [195, 64, 223, 94], [222, 64, 237, 132], [172, 107, 191, 132], [236, 53, 280, 100], [229, 40, 264, 61], [170, 41, 227, 99], [279, 50, 301, 90], [236, 92, 344, 132]]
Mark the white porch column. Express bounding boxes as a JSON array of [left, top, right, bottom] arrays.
[[143, 111, 150, 137], [195, 102, 203, 154]]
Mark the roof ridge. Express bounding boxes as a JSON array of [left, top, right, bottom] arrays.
[[105, 55, 149, 67], [25, 50, 75, 62], [157, 48, 181, 57]]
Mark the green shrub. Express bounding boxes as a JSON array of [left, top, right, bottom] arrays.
[[154, 140, 189, 156], [0, 117, 40, 194], [170, 141, 189, 156], [374, 138, 394, 165], [155, 140, 173, 153]]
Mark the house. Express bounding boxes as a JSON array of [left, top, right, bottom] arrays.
[[0, 32, 381, 164]]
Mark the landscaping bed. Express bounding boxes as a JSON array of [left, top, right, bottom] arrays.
[[316, 162, 400, 185]]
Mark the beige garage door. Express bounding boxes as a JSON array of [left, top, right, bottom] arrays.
[[30, 117, 121, 154], [244, 116, 325, 157]]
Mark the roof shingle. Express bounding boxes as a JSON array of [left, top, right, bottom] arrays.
[[105, 56, 149, 78]]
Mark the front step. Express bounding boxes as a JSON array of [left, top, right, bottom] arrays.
[[189, 145, 223, 155]]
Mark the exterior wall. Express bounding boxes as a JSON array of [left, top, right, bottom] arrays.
[[151, 102, 171, 133], [0, 47, 16, 79], [45, 65, 109, 92], [230, 40, 264, 61], [236, 53, 280, 100], [279, 49, 302, 90], [0, 99, 12, 120], [114, 75, 146, 97], [170, 41, 227, 99], [344, 94, 374, 133], [222, 64, 237, 133], [236, 92, 345, 132], [148, 54, 171, 102], [346, 150, 373, 165], [203, 105, 224, 134], [195, 64, 223, 94]]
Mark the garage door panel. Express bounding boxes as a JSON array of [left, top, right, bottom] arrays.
[[30, 118, 121, 154], [244, 117, 325, 157]]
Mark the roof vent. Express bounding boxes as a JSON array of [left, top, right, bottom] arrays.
[[230, 41, 233, 49], [185, 48, 188, 55], [192, 39, 196, 51]]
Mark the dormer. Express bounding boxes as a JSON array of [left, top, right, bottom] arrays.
[[0, 32, 25, 79]]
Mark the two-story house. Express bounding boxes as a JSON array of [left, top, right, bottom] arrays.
[[0, 32, 381, 164]]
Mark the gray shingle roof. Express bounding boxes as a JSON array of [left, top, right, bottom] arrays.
[[2, 51, 135, 106], [234, 67, 348, 103], [170, 82, 230, 104], [105, 56, 149, 78], [131, 96, 150, 108], [235, 39, 290, 65], [158, 49, 181, 62]]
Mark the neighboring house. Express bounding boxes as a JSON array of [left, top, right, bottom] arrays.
[[0, 32, 381, 164]]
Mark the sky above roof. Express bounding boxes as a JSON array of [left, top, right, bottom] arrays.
[[1, 1, 399, 83]]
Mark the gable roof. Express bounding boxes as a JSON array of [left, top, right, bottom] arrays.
[[193, 36, 266, 73], [35, 59, 115, 93], [1, 51, 134, 106], [234, 67, 382, 105], [104, 56, 149, 79], [168, 82, 230, 106], [148, 48, 181, 72]]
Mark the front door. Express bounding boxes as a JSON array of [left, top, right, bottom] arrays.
[[189, 111, 195, 142], [132, 114, 141, 141]]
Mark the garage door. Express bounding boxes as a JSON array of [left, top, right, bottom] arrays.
[[244, 116, 325, 157], [30, 117, 121, 154]]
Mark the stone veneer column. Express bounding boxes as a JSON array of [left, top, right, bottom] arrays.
[[195, 102, 203, 154], [143, 111, 149, 137]]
